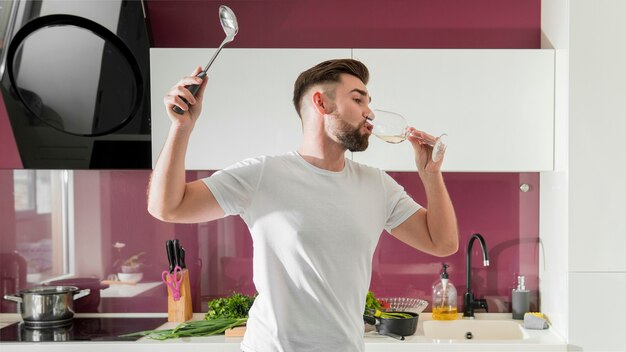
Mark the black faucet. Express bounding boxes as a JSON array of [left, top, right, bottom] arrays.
[[463, 233, 490, 318]]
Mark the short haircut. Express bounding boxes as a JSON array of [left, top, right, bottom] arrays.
[[292, 59, 369, 118]]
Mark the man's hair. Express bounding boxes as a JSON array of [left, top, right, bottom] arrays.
[[292, 59, 369, 118]]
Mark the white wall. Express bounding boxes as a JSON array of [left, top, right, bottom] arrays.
[[540, 0, 570, 341], [542, 1, 626, 349], [567, 0, 626, 350]]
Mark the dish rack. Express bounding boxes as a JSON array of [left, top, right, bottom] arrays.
[[379, 297, 429, 314]]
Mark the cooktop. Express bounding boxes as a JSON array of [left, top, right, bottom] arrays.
[[0, 317, 167, 342]]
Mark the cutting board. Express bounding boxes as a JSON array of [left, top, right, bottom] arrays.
[[225, 325, 247, 337]]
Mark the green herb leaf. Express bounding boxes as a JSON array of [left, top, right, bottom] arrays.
[[364, 291, 382, 313], [205, 292, 256, 320]]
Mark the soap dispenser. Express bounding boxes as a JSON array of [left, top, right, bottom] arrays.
[[512, 275, 530, 320], [432, 263, 458, 320]]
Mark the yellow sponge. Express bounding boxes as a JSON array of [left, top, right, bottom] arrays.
[[525, 312, 544, 319], [523, 312, 549, 329]]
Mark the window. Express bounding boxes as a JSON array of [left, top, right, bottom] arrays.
[[13, 170, 73, 282], [13, 170, 36, 213]]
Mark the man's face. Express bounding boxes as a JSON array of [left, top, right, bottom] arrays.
[[325, 74, 373, 152]]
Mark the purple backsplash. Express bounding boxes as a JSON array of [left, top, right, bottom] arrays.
[[0, 0, 540, 314], [0, 170, 539, 314], [0, 93, 22, 169]]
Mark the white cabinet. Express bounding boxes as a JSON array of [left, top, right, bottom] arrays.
[[568, 1, 626, 273], [151, 48, 554, 172], [351, 49, 555, 171], [150, 48, 351, 170]]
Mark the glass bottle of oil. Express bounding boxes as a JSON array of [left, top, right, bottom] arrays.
[[432, 263, 458, 320]]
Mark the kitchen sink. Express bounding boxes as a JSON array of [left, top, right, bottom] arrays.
[[422, 320, 529, 340]]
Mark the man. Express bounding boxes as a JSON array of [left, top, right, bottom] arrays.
[[148, 59, 458, 352]]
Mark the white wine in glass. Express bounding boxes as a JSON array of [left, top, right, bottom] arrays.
[[368, 109, 448, 162]]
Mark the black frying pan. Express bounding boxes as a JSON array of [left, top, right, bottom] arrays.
[[363, 311, 419, 340]]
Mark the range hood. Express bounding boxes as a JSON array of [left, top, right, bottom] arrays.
[[1, 0, 151, 169]]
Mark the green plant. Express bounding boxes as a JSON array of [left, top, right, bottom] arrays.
[[365, 291, 382, 312], [206, 292, 256, 320]]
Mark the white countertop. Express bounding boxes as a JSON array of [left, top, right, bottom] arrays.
[[0, 313, 567, 351], [99, 282, 162, 298]]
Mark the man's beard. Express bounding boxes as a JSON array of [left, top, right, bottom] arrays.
[[334, 117, 369, 152]]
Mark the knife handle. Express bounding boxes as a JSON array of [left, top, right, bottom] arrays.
[[166, 240, 176, 273], [180, 248, 186, 269], [173, 239, 181, 268]]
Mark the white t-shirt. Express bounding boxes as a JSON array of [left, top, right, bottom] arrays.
[[203, 151, 421, 352]]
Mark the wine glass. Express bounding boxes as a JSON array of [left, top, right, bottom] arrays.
[[368, 109, 448, 162]]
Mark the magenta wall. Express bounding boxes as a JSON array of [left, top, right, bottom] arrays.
[[0, 169, 540, 314], [146, 0, 540, 49], [0, 0, 541, 314], [143, 0, 542, 312], [0, 93, 22, 168]]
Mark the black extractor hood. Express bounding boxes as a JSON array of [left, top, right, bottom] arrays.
[[1, 0, 151, 169]]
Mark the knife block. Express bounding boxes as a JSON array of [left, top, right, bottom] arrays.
[[167, 269, 193, 322]]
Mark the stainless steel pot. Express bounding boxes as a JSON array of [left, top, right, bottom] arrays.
[[44, 277, 108, 312], [3, 286, 90, 327]]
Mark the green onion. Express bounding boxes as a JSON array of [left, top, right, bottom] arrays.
[[120, 318, 247, 340], [374, 310, 414, 319]]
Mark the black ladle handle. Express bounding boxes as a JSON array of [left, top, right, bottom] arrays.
[[172, 71, 207, 115]]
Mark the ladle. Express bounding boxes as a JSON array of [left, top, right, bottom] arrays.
[[173, 5, 239, 114]]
